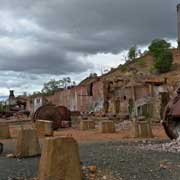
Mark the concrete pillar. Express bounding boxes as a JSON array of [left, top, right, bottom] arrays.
[[35, 120, 53, 137], [131, 119, 139, 138], [16, 128, 41, 158], [38, 137, 82, 180], [99, 120, 115, 133], [177, 4, 180, 48], [80, 120, 95, 130], [132, 120, 153, 138], [0, 123, 10, 139], [131, 86, 136, 101]]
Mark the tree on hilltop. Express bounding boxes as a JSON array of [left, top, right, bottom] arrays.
[[148, 39, 173, 73]]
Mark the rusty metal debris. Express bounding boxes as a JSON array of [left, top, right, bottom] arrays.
[[33, 105, 71, 129]]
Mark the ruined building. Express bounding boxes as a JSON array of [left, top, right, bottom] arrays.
[[27, 4, 180, 122]]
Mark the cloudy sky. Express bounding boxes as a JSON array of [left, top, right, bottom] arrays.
[[0, 0, 179, 96]]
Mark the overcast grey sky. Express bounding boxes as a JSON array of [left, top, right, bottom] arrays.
[[0, 0, 178, 95]]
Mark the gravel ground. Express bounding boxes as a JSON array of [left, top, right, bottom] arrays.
[[1, 140, 180, 180]]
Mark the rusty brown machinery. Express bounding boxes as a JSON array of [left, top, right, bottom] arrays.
[[0, 143, 3, 154], [163, 87, 180, 140], [33, 105, 71, 129]]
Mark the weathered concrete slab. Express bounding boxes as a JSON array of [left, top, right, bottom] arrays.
[[35, 120, 53, 137], [38, 137, 82, 180], [99, 120, 115, 133], [16, 128, 41, 158], [80, 120, 95, 130], [0, 123, 10, 139]]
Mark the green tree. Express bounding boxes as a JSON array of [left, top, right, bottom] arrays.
[[128, 46, 137, 60], [148, 39, 173, 73], [154, 50, 173, 73], [63, 77, 71, 88], [41, 79, 65, 95]]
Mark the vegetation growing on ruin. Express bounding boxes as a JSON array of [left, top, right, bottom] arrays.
[[128, 46, 137, 60], [148, 39, 173, 73], [137, 58, 146, 67]]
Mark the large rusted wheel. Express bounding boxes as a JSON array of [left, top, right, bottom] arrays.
[[33, 105, 71, 130], [33, 105, 63, 130], [57, 106, 71, 121]]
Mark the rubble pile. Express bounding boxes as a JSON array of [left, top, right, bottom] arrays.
[[116, 120, 131, 130], [139, 140, 180, 153]]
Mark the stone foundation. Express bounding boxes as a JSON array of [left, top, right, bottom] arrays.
[[80, 120, 95, 130], [38, 137, 82, 180], [0, 123, 10, 139], [99, 120, 115, 133], [16, 128, 41, 158]]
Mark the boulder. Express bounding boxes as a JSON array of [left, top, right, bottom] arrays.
[[35, 120, 53, 137], [80, 120, 95, 130], [99, 120, 115, 133], [0, 123, 10, 139], [38, 137, 82, 180], [16, 128, 41, 158]]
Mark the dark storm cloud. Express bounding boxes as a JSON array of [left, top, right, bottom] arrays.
[[0, 46, 92, 74], [25, 0, 179, 53], [0, 0, 178, 74]]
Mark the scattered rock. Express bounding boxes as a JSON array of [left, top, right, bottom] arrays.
[[88, 165, 97, 173]]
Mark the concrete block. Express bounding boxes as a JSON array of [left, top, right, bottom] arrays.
[[38, 137, 82, 180], [138, 121, 153, 138], [16, 128, 41, 158], [132, 120, 153, 138], [99, 120, 115, 133], [80, 120, 95, 130], [35, 120, 53, 137], [0, 123, 10, 139]]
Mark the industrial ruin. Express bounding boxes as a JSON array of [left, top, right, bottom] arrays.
[[1, 3, 180, 180]]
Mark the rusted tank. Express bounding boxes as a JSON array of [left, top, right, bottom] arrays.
[[33, 105, 71, 130], [163, 87, 180, 140]]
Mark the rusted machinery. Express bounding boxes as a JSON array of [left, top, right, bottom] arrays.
[[0, 143, 3, 154], [33, 105, 71, 129], [162, 87, 180, 140]]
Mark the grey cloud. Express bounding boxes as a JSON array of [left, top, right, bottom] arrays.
[[0, 46, 93, 74], [0, 0, 178, 75], [28, 0, 179, 52]]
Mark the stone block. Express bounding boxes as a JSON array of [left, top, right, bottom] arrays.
[[35, 120, 53, 137], [0, 123, 10, 139], [38, 137, 82, 180], [80, 120, 95, 130], [99, 120, 115, 133], [16, 128, 41, 158]]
